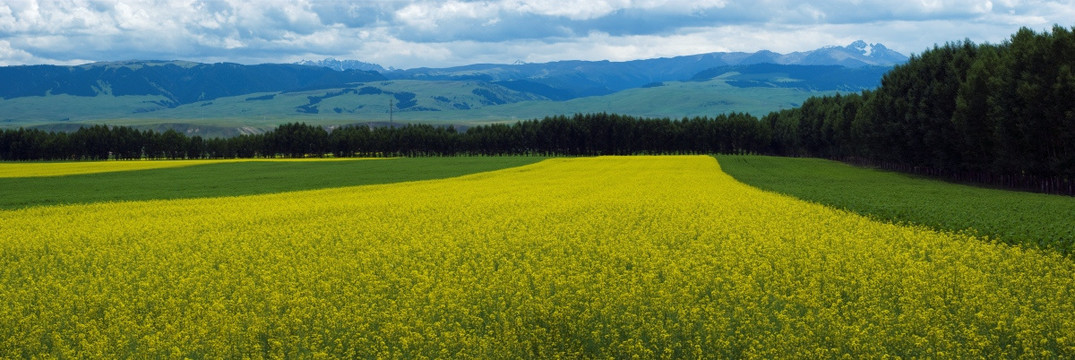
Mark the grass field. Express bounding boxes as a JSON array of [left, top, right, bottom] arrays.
[[1, 156, 1073, 358], [716, 155, 1075, 255], [0, 157, 543, 210]]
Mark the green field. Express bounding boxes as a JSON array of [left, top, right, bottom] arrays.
[[717, 155, 1075, 255], [0, 157, 544, 210]]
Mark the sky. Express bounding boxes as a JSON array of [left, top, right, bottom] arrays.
[[1, 0, 1073, 69]]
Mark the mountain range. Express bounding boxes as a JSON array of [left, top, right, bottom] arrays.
[[0, 61, 386, 106], [315, 40, 905, 99], [0, 41, 906, 137]]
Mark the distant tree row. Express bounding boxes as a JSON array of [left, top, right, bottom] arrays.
[[764, 25, 1075, 182], [0, 112, 771, 160], [0, 125, 207, 161]]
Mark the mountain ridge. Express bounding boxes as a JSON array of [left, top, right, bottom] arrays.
[[0, 61, 386, 106], [303, 40, 906, 72], [324, 40, 907, 98]]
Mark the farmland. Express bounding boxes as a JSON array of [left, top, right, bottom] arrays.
[[1, 155, 1072, 358]]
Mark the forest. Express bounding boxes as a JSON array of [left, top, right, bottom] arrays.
[[766, 26, 1075, 176], [2, 26, 1073, 193], [761, 25, 1075, 193]]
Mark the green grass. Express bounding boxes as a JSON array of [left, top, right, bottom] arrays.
[[0, 156, 544, 210], [462, 79, 831, 121], [716, 155, 1075, 255], [0, 94, 172, 124]]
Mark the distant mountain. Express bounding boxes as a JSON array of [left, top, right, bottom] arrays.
[[297, 58, 387, 73], [311, 40, 906, 99], [385, 59, 685, 98], [0, 60, 385, 106], [787, 41, 909, 67]]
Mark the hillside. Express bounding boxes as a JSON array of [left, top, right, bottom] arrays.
[[0, 41, 904, 136], [3, 78, 834, 137], [691, 63, 892, 91]]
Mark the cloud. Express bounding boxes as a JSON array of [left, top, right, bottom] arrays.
[[0, 0, 1072, 68], [0, 39, 36, 65]]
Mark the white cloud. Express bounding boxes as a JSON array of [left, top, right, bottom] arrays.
[[507, 0, 624, 20], [0, 39, 34, 65], [0, 0, 1072, 68], [394, 1, 500, 30]]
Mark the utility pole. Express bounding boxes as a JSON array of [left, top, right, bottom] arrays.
[[389, 99, 394, 126]]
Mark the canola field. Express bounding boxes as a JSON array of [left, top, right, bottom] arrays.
[[1, 155, 1073, 358], [0, 159, 252, 178]]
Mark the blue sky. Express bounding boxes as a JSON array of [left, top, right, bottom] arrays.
[[1, 0, 1072, 68]]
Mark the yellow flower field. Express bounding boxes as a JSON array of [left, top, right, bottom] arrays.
[[1, 155, 1072, 358], [0, 158, 377, 178], [0, 159, 245, 178]]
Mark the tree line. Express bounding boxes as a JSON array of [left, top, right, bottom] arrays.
[[2, 26, 1072, 194], [0, 112, 770, 160]]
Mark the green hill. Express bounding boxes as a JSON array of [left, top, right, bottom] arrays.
[[2, 78, 832, 137]]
